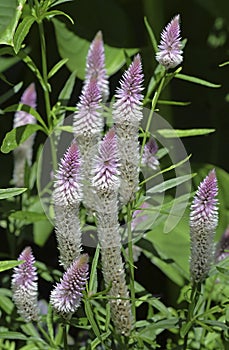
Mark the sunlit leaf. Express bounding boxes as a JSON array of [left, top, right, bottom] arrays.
[[13, 15, 35, 54], [0, 260, 23, 272], [175, 73, 221, 88], [0, 187, 27, 199]]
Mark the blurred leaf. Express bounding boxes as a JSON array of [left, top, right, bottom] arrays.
[[0, 82, 23, 105], [219, 61, 229, 67], [9, 211, 46, 223], [0, 331, 27, 340], [175, 73, 221, 88], [52, 18, 138, 80], [0, 296, 14, 314], [1, 124, 42, 153], [33, 219, 53, 247], [157, 100, 191, 106], [48, 58, 68, 79], [147, 174, 195, 194], [0, 187, 27, 199], [0, 0, 26, 45], [0, 56, 20, 74], [84, 300, 101, 339], [89, 245, 100, 293], [157, 128, 215, 138], [0, 260, 22, 272], [13, 15, 35, 54]]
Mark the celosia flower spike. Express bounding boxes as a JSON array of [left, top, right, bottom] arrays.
[[53, 141, 82, 206], [92, 128, 120, 193], [13, 83, 37, 186], [156, 14, 183, 69], [73, 78, 103, 138], [215, 226, 229, 262], [11, 247, 38, 322], [142, 138, 159, 169], [190, 169, 218, 284], [114, 54, 144, 125], [50, 254, 89, 315], [85, 31, 109, 101]]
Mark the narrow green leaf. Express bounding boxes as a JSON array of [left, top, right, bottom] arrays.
[[18, 53, 47, 91], [52, 18, 138, 79], [175, 73, 221, 88], [13, 16, 35, 54], [219, 61, 229, 67], [58, 71, 76, 102], [48, 58, 68, 79], [0, 331, 27, 340], [84, 300, 101, 339], [89, 245, 100, 293], [144, 17, 158, 54], [0, 0, 26, 45], [0, 82, 23, 105], [45, 10, 74, 24], [46, 305, 54, 342], [1, 124, 42, 153], [0, 260, 23, 272], [157, 99, 191, 106], [9, 211, 46, 223], [147, 174, 194, 194], [180, 320, 193, 338], [0, 187, 27, 199], [50, 0, 74, 7], [0, 56, 20, 74], [157, 128, 215, 138]]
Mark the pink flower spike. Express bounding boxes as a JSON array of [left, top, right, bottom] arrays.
[[50, 254, 89, 315], [11, 247, 38, 322], [53, 142, 82, 206], [142, 138, 159, 169], [73, 78, 103, 137], [92, 128, 120, 193], [190, 169, 218, 283], [114, 54, 144, 125], [156, 15, 183, 69], [215, 226, 229, 262], [14, 83, 37, 127], [85, 31, 109, 101]]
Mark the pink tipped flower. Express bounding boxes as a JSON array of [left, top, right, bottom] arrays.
[[73, 78, 103, 138], [92, 128, 120, 193], [113, 54, 144, 125], [53, 142, 82, 206], [190, 169, 218, 283], [13, 83, 37, 186], [14, 83, 37, 127], [215, 227, 229, 262], [50, 254, 89, 315], [142, 138, 159, 169], [85, 31, 109, 101], [11, 247, 38, 322], [156, 15, 183, 69]]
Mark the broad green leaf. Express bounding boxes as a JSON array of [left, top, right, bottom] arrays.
[[157, 128, 215, 138], [0, 260, 23, 272], [144, 17, 158, 54], [1, 124, 42, 153], [147, 174, 195, 194], [0, 0, 26, 45], [13, 15, 35, 54], [9, 211, 46, 223], [52, 18, 138, 80], [175, 73, 221, 88], [48, 58, 68, 79], [0, 82, 23, 105], [0, 187, 27, 199], [34, 218, 53, 247]]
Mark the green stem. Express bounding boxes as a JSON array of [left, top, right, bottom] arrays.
[[63, 325, 69, 350], [127, 203, 136, 323], [38, 21, 52, 128], [140, 73, 166, 161], [183, 283, 200, 350]]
